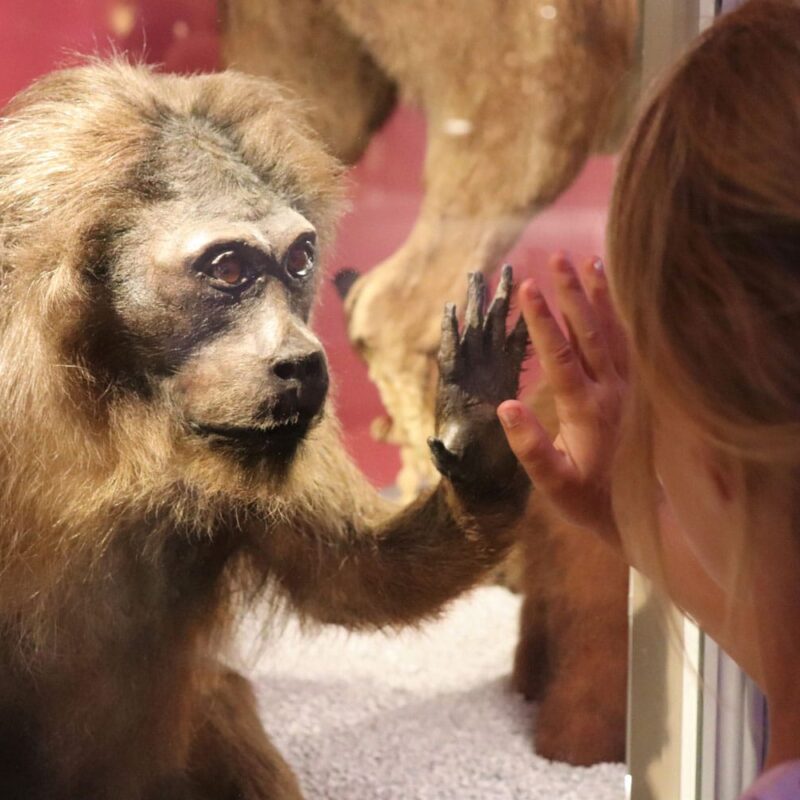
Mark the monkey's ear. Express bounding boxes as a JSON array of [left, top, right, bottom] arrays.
[[333, 268, 360, 300]]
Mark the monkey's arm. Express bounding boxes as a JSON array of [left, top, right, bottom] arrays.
[[259, 439, 527, 629], [256, 267, 530, 628]]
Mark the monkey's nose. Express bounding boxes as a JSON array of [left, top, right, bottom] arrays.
[[271, 352, 329, 419], [272, 352, 325, 383]]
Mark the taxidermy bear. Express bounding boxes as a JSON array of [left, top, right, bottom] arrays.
[[0, 61, 529, 799]]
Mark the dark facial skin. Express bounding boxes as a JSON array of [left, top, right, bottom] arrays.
[[89, 116, 330, 464]]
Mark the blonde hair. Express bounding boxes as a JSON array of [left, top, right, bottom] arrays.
[[608, 0, 800, 581]]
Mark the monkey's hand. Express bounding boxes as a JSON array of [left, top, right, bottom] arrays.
[[428, 265, 530, 502]]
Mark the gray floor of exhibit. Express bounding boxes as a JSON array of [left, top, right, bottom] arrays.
[[237, 586, 626, 800]]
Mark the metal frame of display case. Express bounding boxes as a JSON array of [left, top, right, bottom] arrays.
[[627, 3, 766, 800]]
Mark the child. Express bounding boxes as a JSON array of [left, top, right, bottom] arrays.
[[497, 0, 800, 796]]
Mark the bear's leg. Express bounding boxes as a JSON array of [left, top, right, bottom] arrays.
[[512, 592, 551, 702], [511, 527, 553, 702], [533, 524, 629, 766]]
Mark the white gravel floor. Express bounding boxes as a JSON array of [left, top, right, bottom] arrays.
[[238, 586, 626, 800]]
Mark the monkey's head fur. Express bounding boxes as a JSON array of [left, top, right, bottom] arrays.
[[0, 61, 345, 623]]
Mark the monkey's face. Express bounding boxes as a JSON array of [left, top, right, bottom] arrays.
[[173, 218, 328, 464], [97, 163, 330, 466], [0, 66, 346, 478]]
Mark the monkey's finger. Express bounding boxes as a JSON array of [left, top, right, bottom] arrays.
[[487, 264, 513, 350], [427, 436, 465, 482], [506, 313, 531, 374], [438, 302, 460, 378], [463, 272, 487, 337]]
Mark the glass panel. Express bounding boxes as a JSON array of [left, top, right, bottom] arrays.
[[628, 5, 769, 800]]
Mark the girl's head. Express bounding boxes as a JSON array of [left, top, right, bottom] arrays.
[[608, 0, 800, 588]]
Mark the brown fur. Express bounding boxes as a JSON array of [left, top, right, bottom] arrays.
[[0, 61, 528, 799], [512, 514, 628, 765]]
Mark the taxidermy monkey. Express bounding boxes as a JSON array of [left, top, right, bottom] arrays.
[[0, 61, 529, 799]]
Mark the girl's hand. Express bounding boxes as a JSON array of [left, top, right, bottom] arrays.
[[497, 253, 628, 546]]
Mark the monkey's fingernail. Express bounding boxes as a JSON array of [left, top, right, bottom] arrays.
[[593, 258, 605, 274]]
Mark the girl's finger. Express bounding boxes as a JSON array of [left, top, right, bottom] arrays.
[[497, 400, 574, 495], [582, 257, 628, 378], [518, 278, 586, 400], [551, 254, 612, 382]]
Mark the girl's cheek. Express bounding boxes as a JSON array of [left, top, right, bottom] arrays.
[[652, 406, 739, 588]]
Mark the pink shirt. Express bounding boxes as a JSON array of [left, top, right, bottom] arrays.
[[740, 761, 800, 800]]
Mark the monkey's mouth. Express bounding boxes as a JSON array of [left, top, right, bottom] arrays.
[[190, 419, 311, 456]]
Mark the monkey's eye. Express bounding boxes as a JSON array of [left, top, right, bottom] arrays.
[[284, 236, 316, 280], [208, 249, 249, 288], [211, 251, 244, 285], [195, 244, 259, 293]]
